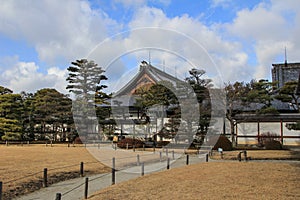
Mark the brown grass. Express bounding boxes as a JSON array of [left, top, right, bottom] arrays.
[[0, 144, 110, 199], [210, 150, 300, 160], [89, 162, 300, 200], [1, 144, 299, 200]]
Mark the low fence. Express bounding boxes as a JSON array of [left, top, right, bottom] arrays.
[[53, 153, 208, 200], [0, 160, 102, 200], [0, 145, 215, 200]]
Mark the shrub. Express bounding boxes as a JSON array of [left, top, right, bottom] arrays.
[[257, 106, 279, 115], [258, 132, 282, 150], [207, 135, 233, 151], [264, 140, 282, 150], [258, 131, 278, 143], [117, 138, 144, 149], [155, 141, 170, 148], [74, 137, 83, 144]]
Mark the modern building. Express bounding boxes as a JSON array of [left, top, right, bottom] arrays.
[[271, 62, 300, 88]]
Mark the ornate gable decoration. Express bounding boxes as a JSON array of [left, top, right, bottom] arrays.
[[131, 74, 156, 94], [115, 61, 181, 96]]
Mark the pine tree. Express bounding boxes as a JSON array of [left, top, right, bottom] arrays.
[[66, 59, 109, 142], [0, 92, 23, 140], [32, 88, 73, 141]]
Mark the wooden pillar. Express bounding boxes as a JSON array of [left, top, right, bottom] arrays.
[[223, 117, 226, 135], [280, 120, 284, 144], [257, 121, 260, 144], [235, 123, 238, 145]]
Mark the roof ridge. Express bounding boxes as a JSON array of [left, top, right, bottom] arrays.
[[114, 61, 183, 96]]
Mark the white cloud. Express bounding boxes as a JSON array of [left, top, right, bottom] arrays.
[[229, 4, 286, 41], [0, 0, 118, 65], [210, 0, 233, 8], [225, 0, 300, 80], [1, 0, 299, 94], [47, 67, 69, 94], [123, 6, 252, 85], [113, 0, 171, 8], [0, 58, 68, 94], [113, 0, 147, 8]]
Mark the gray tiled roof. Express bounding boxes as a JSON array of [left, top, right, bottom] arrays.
[[114, 61, 182, 96]]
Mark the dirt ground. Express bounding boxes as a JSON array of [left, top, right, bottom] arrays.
[[0, 144, 110, 199], [88, 162, 300, 200]]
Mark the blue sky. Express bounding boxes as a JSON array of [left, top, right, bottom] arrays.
[[0, 0, 299, 94]]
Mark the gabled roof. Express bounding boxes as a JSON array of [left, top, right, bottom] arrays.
[[114, 61, 183, 96]]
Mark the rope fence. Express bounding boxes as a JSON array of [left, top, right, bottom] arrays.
[[0, 142, 215, 200]]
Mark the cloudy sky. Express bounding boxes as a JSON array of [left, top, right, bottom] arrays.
[[0, 0, 299, 94]]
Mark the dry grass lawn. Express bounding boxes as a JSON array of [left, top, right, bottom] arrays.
[[0, 144, 110, 199], [1, 144, 299, 200], [89, 162, 300, 200], [210, 150, 300, 160]]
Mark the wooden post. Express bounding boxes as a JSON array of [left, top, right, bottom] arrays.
[[55, 193, 61, 200], [0, 181, 2, 200], [280, 120, 284, 144], [159, 152, 162, 162], [206, 154, 209, 162], [243, 150, 247, 161], [167, 158, 170, 170], [257, 121, 260, 144], [141, 163, 144, 176], [80, 162, 84, 177], [237, 152, 242, 162], [235, 123, 238, 145], [172, 150, 175, 160], [43, 168, 48, 187], [84, 177, 89, 199], [112, 157, 115, 185], [137, 154, 140, 166], [186, 154, 189, 165]]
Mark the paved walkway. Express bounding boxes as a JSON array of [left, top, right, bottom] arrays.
[[15, 146, 208, 200]]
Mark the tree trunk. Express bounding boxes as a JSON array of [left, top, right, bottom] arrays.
[[230, 118, 236, 147]]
